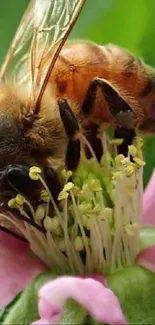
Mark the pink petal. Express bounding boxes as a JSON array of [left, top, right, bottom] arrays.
[[136, 245, 155, 272], [81, 273, 107, 286], [33, 276, 126, 325], [143, 169, 155, 226], [0, 231, 46, 308]]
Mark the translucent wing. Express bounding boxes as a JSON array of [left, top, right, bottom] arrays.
[[0, 0, 86, 113], [0, 0, 35, 86], [30, 0, 86, 112]]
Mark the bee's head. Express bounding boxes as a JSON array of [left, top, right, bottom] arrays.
[[0, 83, 81, 175], [0, 84, 27, 167], [0, 84, 71, 169]]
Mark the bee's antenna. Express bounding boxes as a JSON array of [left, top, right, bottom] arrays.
[[23, 111, 38, 127], [33, 102, 40, 115]]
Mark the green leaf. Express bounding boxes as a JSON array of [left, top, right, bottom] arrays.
[[139, 226, 155, 250]]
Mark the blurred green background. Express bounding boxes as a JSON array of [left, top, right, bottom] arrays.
[[0, 0, 154, 187]]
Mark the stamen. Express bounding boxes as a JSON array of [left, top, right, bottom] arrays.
[[13, 209, 45, 232], [0, 132, 144, 275]]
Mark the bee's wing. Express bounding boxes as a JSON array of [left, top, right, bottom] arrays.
[[0, 0, 86, 112], [0, 0, 35, 86], [30, 0, 86, 112]]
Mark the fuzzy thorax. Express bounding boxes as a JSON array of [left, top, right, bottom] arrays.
[[0, 83, 68, 168]]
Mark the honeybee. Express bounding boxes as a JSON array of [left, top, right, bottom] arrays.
[[0, 0, 154, 205], [0, 0, 86, 203]]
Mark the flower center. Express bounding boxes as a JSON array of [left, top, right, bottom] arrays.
[[0, 132, 145, 275]]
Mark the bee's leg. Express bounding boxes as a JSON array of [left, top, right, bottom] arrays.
[[58, 98, 81, 171], [82, 79, 99, 116], [82, 78, 136, 158], [114, 127, 136, 156], [82, 77, 134, 124], [65, 139, 81, 171], [84, 123, 103, 161], [44, 167, 62, 203]]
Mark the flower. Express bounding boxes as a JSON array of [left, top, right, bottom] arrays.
[[143, 168, 155, 226], [136, 245, 155, 272], [2, 137, 146, 274], [32, 276, 126, 325], [0, 134, 155, 324], [0, 231, 46, 308]]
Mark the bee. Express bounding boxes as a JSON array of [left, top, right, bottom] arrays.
[[0, 0, 154, 204], [0, 0, 86, 203]]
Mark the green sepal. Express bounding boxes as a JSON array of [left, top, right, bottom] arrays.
[[87, 265, 155, 325], [1, 270, 55, 325], [139, 226, 155, 250], [84, 265, 155, 325], [1, 270, 87, 325], [108, 265, 155, 324], [2, 265, 155, 324], [60, 300, 87, 325], [0, 291, 22, 323]]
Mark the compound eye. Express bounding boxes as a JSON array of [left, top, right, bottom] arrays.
[[6, 164, 40, 200]]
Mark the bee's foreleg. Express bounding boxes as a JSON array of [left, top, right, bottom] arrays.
[[114, 127, 136, 157], [65, 138, 80, 171], [58, 98, 81, 171], [82, 79, 99, 115], [82, 77, 136, 158], [82, 77, 134, 119], [44, 167, 62, 202], [84, 123, 103, 161]]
